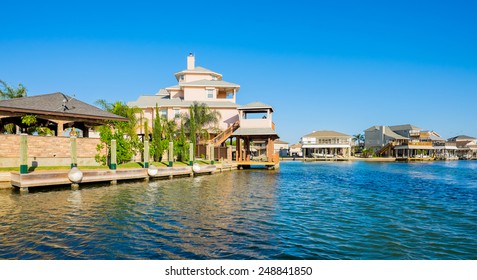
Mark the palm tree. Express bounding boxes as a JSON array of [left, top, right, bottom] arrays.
[[183, 102, 221, 156], [0, 80, 27, 100], [1, 80, 27, 133], [353, 133, 365, 148]]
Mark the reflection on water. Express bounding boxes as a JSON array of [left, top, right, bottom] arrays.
[[0, 162, 476, 260]]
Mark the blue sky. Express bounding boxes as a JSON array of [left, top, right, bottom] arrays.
[[2, 0, 476, 143]]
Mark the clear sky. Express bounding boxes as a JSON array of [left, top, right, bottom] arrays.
[[2, 0, 476, 143]]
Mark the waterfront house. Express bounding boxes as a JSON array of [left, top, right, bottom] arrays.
[[274, 139, 289, 156], [364, 125, 408, 156], [448, 135, 477, 159], [289, 143, 303, 157], [128, 54, 280, 164], [301, 130, 352, 159], [365, 124, 460, 160], [128, 53, 240, 136]]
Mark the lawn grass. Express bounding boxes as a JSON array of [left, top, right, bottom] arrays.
[[0, 160, 218, 172]]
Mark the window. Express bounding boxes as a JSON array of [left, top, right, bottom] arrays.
[[206, 89, 214, 99], [160, 110, 167, 119], [174, 109, 180, 118], [180, 75, 185, 81]]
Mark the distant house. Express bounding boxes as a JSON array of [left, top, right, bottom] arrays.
[[301, 130, 352, 159], [365, 124, 459, 160], [448, 135, 477, 159], [274, 139, 289, 156], [364, 125, 408, 153], [289, 143, 302, 157]]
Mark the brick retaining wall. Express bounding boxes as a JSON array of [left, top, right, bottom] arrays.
[[0, 134, 104, 167]]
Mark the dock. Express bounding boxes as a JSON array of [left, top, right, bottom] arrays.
[[8, 163, 239, 192]]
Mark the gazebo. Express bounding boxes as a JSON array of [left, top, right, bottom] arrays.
[[0, 92, 126, 136]]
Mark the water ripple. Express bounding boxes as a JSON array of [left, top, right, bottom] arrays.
[[1, 161, 476, 259]]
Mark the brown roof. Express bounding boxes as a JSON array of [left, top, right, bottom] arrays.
[[274, 139, 289, 144], [0, 92, 127, 121], [303, 130, 351, 138]]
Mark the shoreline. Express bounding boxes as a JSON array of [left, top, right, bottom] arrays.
[[280, 157, 396, 162]]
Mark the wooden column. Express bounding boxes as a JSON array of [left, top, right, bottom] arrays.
[[20, 134, 28, 174], [267, 138, 274, 162], [70, 136, 77, 168], [144, 140, 149, 168], [56, 121, 65, 136], [110, 139, 117, 170], [189, 142, 194, 166], [236, 137, 241, 162], [168, 141, 173, 167]]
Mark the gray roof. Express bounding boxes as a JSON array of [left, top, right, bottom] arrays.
[[365, 125, 409, 140], [365, 125, 381, 132], [383, 127, 408, 140], [389, 124, 421, 131], [0, 92, 127, 121], [238, 102, 274, 112], [303, 130, 351, 138], [448, 135, 477, 142], [232, 127, 278, 137], [127, 95, 239, 109]]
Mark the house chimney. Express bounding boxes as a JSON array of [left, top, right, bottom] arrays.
[[187, 52, 195, 70]]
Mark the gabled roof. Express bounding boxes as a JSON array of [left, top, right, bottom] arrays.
[[303, 130, 351, 138], [389, 124, 421, 131], [364, 125, 409, 140], [0, 92, 127, 121], [238, 102, 274, 112], [383, 127, 408, 140], [290, 143, 302, 149], [174, 66, 223, 80], [127, 95, 238, 109], [274, 139, 289, 144], [448, 135, 477, 141]]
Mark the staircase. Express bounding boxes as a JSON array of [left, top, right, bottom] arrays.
[[378, 142, 394, 156], [212, 120, 240, 147]]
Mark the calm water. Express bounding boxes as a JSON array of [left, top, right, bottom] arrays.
[[1, 161, 476, 260]]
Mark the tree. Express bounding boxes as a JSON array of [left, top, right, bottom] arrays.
[[353, 133, 365, 147], [0, 80, 27, 100], [183, 102, 221, 156], [0, 80, 27, 133], [152, 104, 166, 162], [94, 100, 141, 165]]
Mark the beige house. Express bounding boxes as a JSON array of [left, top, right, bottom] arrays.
[[128, 53, 241, 135], [289, 143, 303, 157], [128, 54, 280, 164], [301, 130, 352, 159], [274, 139, 289, 155], [448, 135, 477, 159]]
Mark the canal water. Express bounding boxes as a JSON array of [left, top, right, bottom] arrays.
[[1, 161, 476, 259]]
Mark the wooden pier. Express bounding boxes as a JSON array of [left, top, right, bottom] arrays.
[[9, 163, 239, 192]]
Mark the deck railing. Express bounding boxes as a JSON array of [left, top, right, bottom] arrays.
[[212, 120, 240, 147]]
